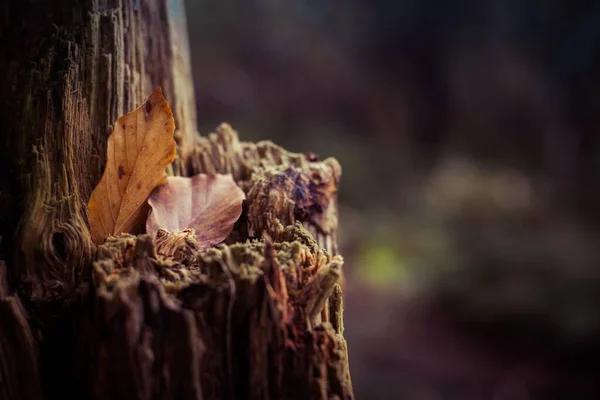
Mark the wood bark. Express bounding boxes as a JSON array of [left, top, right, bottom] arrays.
[[0, 1, 353, 399]]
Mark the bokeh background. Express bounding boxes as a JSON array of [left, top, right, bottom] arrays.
[[183, 1, 600, 398]]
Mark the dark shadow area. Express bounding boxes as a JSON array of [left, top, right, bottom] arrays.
[[184, 1, 600, 398]]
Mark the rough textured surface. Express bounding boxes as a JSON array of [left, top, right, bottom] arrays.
[[0, 0, 197, 299], [0, 0, 352, 399], [83, 224, 352, 400], [185, 123, 342, 256], [0, 262, 43, 400]]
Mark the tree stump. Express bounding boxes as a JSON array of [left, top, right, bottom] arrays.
[[0, 1, 353, 399]]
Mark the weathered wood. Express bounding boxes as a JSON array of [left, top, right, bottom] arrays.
[[0, 0, 198, 299], [81, 222, 352, 400], [185, 123, 342, 256], [0, 0, 353, 399], [0, 262, 43, 400]]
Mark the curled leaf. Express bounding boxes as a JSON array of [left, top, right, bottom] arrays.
[[146, 174, 246, 250], [87, 88, 177, 244]]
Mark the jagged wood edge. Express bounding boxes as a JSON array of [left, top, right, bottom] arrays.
[[84, 219, 353, 399]]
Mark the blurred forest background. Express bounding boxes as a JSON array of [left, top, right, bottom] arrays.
[[184, 1, 600, 398]]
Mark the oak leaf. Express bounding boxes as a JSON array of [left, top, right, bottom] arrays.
[[87, 88, 177, 244], [146, 174, 245, 250]]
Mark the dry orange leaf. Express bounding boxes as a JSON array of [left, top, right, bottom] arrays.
[[87, 88, 177, 244], [146, 174, 245, 250]]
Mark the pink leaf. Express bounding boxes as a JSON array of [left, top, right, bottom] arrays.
[[146, 174, 245, 250]]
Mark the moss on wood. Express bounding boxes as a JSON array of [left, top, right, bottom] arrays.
[[0, 1, 353, 399], [85, 221, 352, 399]]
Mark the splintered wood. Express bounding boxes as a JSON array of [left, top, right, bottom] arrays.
[[84, 125, 353, 400], [185, 123, 342, 255], [89, 224, 352, 400]]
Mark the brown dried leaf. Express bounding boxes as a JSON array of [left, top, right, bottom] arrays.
[[146, 174, 245, 250], [87, 88, 177, 244]]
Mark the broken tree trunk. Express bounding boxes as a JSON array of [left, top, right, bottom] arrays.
[[0, 1, 353, 399]]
